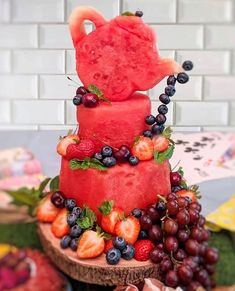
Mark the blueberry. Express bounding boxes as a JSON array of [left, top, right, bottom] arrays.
[[113, 237, 127, 251], [177, 72, 189, 84], [156, 201, 166, 212], [159, 94, 170, 105], [182, 60, 193, 71], [138, 230, 148, 240], [70, 224, 82, 238], [155, 114, 166, 126], [151, 124, 164, 135], [122, 245, 135, 260], [72, 206, 82, 218], [131, 208, 142, 218], [73, 94, 83, 106], [145, 115, 156, 125], [106, 248, 121, 265], [102, 157, 116, 167], [143, 130, 153, 138], [76, 86, 87, 95], [65, 199, 76, 211], [128, 156, 139, 166], [70, 238, 79, 251], [165, 85, 176, 97], [93, 152, 103, 161], [135, 10, 143, 17], [51, 191, 65, 208], [60, 235, 71, 249], [167, 75, 176, 86], [67, 213, 77, 227], [158, 104, 168, 115], [101, 146, 113, 157]]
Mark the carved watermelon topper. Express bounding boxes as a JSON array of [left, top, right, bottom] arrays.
[[69, 6, 182, 101]]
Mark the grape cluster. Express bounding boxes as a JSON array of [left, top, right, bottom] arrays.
[[138, 192, 218, 289], [144, 60, 193, 138]]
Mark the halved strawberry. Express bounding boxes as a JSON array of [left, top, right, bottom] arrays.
[[36, 194, 60, 223], [98, 201, 124, 235], [176, 185, 200, 203], [51, 208, 70, 238], [66, 139, 95, 160], [114, 216, 140, 245], [152, 135, 169, 153], [104, 239, 114, 254], [131, 136, 154, 161], [77, 230, 105, 259], [57, 134, 79, 156]]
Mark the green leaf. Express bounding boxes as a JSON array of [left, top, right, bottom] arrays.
[[162, 126, 173, 139], [69, 158, 108, 171], [98, 200, 113, 215], [121, 11, 135, 16], [178, 167, 184, 177], [38, 177, 51, 194], [5, 188, 40, 207], [180, 180, 188, 189], [154, 144, 175, 164], [77, 207, 97, 230], [49, 175, 60, 191], [88, 84, 111, 105]]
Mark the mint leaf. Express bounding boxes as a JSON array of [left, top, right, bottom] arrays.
[[70, 158, 108, 171], [178, 167, 184, 177], [162, 127, 173, 139], [180, 180, 188, 189], [121, 11, 135, 16], [49, 175, 60, 191], [154, 144, 175, 164], [98, 200, 114, 215], [88, 84, 111, 105], [77, 207, 97, 229], [5, 188, 40, 207], [38, 177, 51, 194]]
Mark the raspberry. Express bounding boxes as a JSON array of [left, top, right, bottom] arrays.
[[66, 139, 95, 160]]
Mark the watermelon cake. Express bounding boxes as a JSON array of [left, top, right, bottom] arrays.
[[37, 6, 219, 290]]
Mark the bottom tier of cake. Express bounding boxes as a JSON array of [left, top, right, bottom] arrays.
[[59, 158, 171, 216]]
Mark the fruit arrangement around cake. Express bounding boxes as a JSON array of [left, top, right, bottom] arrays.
[[37, 6, 219, 289]]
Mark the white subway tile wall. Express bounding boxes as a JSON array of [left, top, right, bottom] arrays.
[[0, 0, 234, 131]]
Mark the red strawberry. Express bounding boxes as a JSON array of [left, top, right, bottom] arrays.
[[114, 216, 140, 245], [36, 194, 60, 223], [131, 136, 154, 161], [66, 139, 95, 160], [152, 135, 169, 152], [51, 208, 70, 238], [77, 230, 105, 259], [98, 201, 124, 235], [57, 134, 79, 156], [134, 240, 154, 261], [176, 188, 199, 203], [104, 239, 114, 254]]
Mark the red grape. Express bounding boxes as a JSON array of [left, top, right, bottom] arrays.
[[147, 206, 160, 223], [185, 239, 200, 256], [197, 215, 206, 227], [174, 249, 186, 261], [177, 229, 190, 242], [205, 247, 219, 264], [205, 264, 216, 275], [148, 225, 163, 242], [160, 258, 173, 273], [156, 243, 164, 250], [177, 264, 193, 284], [195, 269, 210, 288], [183, 256, 199, 272], [170, 172, 182, 187], [188, 208, 200, 224], [164, 218, 178, 235], [164, 236, 179, 253], [190, 202, 201, 212], [166, 200, 179, 216], [167, 192, 177, 201], [201, 229, 210, 241], [190, 227, 203, 242], [177, 197, 189, 208], [165, 270, 179, 287], [177, 209, 190, 225], [150, 248, 165, 263], [199, 243, 208, 256], [140, 215, 152, 230], [186, 281, 202, 291]]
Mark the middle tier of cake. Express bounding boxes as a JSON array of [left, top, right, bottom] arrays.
[[77, 92, 150, 151]]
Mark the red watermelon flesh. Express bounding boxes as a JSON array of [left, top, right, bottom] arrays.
[[69, 6, 182, 101], [60, 158, 171, 216], [77, 92, 151, 152]]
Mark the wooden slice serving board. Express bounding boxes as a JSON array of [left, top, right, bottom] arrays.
[[38, 223, 159, 286]]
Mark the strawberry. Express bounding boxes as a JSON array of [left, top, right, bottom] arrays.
[[66, 139, 95, 160], [57, 134, 79, 156], [51, 208, 70, 238], [114, 216, 140, 245], [176, 185, 200, 203], [104, 239, 114, 254], [36, 194, 60, 223], [98, 201, 124, 235], [134, 240, 154, 261], [152, 135, 169, 153], [77, 230, 105, 259], [131, 136, 154, 161]]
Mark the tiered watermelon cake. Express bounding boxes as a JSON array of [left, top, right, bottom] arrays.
[[36, 6, 219, 290]]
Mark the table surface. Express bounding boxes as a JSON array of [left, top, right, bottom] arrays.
[[1, 131, 234, 216]]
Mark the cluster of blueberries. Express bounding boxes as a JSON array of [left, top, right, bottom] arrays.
[[143, 61, 193, 138]]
